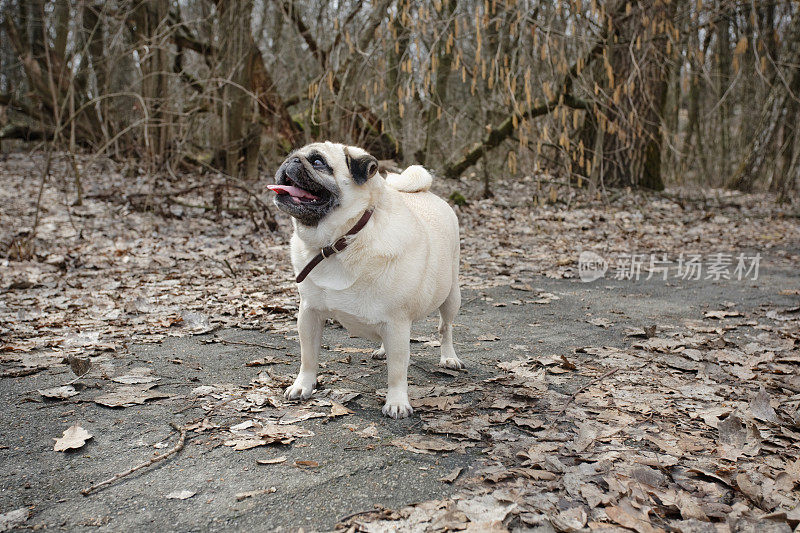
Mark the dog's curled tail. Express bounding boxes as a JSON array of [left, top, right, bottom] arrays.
[[386, 165, 432, 193]]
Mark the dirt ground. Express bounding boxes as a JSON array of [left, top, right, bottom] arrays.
[[1, 153, 800, 532]]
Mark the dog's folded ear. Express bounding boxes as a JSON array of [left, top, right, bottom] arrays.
[[347, 151, 379, 185]]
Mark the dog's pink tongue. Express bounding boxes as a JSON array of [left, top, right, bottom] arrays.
[[267, 184, 318, 200]]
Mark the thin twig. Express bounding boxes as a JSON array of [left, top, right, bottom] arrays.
[[65, 368, 92, 386], [21, 367, 91, 396], [1, 367, 46, 378], [25, 147, 54, 255], [547, 368, 619, 429], [338, 506, 388, 524], [80, 423, 187, 496], [208, 338, 285, 350]]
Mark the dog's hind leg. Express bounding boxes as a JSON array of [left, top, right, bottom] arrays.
[[372, 344, 386, 359], [284, 304, 323, 400], [381, 321, 413, 419], [438, 282, 464, 370]]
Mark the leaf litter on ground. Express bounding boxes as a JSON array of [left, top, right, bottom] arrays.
[[2, 153, 800, 531]]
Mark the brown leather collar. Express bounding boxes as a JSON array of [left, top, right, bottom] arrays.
[[295, 209, 374, 283]]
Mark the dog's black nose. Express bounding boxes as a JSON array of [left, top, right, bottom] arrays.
[[286, 157, 303, 180]]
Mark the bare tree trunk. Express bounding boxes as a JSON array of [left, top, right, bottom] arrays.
[[216, 0, 295, 179], [53, 0, 69, 64], [727, 11, 800, 192], [386, 4, 409, 160], [216, 0, 250, 177], [2, 3, 100, 144], [27, 0, 46, 61], [421, 0, 456, 165], [133, 0, 171, 167], [82, 4, 108, 145], [714, 3, 732, 179], [248, 32, 297, 157], [598, 0, 673, 190]]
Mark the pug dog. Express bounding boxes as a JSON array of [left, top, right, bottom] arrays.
[[267, 141, 463, 418]]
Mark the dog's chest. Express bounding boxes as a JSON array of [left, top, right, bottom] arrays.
[[302, 282, 384, 341], [330, 309, 382, 342], [306, 283, 378, 318]]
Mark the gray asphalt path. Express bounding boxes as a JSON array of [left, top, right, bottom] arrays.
[[1, 262, 797, 531]]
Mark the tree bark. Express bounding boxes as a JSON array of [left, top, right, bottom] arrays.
[[596, 0, 674, 190], [386, 5, 409, 158], [215, 0, 296, 179], [421, 0, 456, 165], [726, 11, 800, 191], [82, 4, 108, 145], [714, 4, 732, 179], [132, 0, 172, 165], [53, 0, 70, 64]]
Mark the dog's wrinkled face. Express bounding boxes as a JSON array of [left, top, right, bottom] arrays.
[[269, 142, 378, 226]]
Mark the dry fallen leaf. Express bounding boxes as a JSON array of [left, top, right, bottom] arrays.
[[165, 490, 196, 500], [278, 409, 327, 424], [632, 337, 684, 352], [67, 355, 92, 377], [551, 506, 588, 531], [439, 467, 463, 483], [704, 310, 742, 319], [749, 387, 779, 423], [295, 460, 319, 468], [358, 424, 379, 439], [423, 414, 490, 441], [93, 385, 169, 408], [411, 396, 463, 411], [532, 292, 559, 304], [512, 415, 545, 431], [605, 500, 664, 533], [588, 317, 613, 328], [329, 401, 353, 417], [456, 493, 517, 526], [39, 385, 79, 400], [391, 434, 460, 454], [224, 438, 268, 451], [717, 414, 760, 460], [676, 490, 708, 521], [225, 423, 314, 450], [329, 389, 360, 403], [112, 371, 158, 384], [256, 456, 287, 465], [53, 424, 93, 452]]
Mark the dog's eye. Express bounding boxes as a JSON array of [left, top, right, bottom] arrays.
[[310, 157, 326, 170]]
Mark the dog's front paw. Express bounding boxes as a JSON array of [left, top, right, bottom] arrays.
[[439, 357, 465, 370], [382, 394, 413, 419], [284, 375, 316, 401]]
